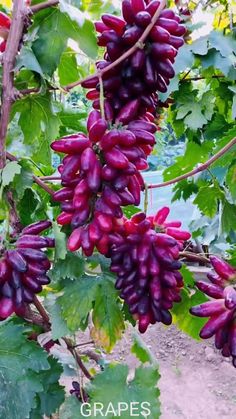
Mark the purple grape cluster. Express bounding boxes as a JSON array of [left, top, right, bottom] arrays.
[[108, 208, 191, 332], [51, 109, 157, 256], [0, 221, 54, 319], [82, 0, 185, 120], [190, 256, 236, 367]]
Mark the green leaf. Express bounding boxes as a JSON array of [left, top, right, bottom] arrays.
[[16, 46, 44, 76], [209, 31, 236, 58], [0, 322, 50, 419], [174, 44, 194, 73], [91, 279, 125, 352], [191, 36, 208, 55], [176, 101, 208, 130], [122, 205, 141, 219], [66, 364, 161, 419], [32, 8, 69, 76], [58, 48, 80, 86], [53, 222, 67, 260], [59, 108, 87, 133], [31, 356, 65, 417], [131, 332, 155, 364], [163, 141, 212, 181], [193, 184, 224, 218], [201, 49, 235, 76], [179, 265, 195, 287], [66, 17, 98, 60], [172, 287, 208, 340], [0, 161, 21, 190], [221, 201, 236, 233], [226, 164, 236, 200], [59, 274, 99, 332], [12, 160, 34, 199], [44, 293, 71, 340], [11, 94, 60, 165], [172, 266, 208, 340], [18, 188, 46, 226], [50, 251, 85, 283]]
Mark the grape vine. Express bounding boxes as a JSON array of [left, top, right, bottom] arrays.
[[0, 0, 236, 416]]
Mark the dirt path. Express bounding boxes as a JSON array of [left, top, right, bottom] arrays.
[[106, 324, 236, 419]]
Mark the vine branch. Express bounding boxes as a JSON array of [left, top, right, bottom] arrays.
[[148, 136, 236, 189], [65, 338, 93, 381], [0, 0, 26, 169], [30, 0, 59, 14]]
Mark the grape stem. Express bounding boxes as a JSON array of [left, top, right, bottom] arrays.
[[6, 152, 55, 196], [148, 136, 236, 189], [0, 0, 27, 169], [64, 338, 93, 381], [179, 251, 210, 264], [33, 296, 50, 324]]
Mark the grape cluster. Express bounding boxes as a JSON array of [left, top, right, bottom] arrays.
[[51, 109, 157, 256], [190, 256, 236, 367], [81, 0, 185, 120], [0, 11, 11, 52], [0, 221, 53, 319], [51, 1, 188, 334], [108, 207, 191, 332]]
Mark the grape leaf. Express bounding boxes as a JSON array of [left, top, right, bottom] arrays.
[[0, 161, 21, 190], [50, 251, 85, 283], [58, 48, 80, 86], [201, 49, 235, 76], [0, 322, 50, 419], [16, 46, 44, 76], [53, 222, 67, 260], [91, 279, 125, 352], [122, 205, 141, 218], [191, 36, 208, 55], [131, 332, 155, 364], [58, 274, 99, 332], [12, 160, 34, 199], [226, 164, 236, 200], [32, 8, 69, 76], [193, 184, 224, 218], [59, 108, 87, 133], [209, 31, 236, 57], [62, 364, 161, 419], [66, 17, 98, 60], [172, 287, 208, 340], [44, 293, 71, 340], [30, 356, 65, 417], [221, 201, 236, 233], [18, 188, 46, 226], [11, 94, 60, 165], [163, 141, 213, 181]]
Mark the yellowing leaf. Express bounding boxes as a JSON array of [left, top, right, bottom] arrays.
[[1, 0, 12, 9]]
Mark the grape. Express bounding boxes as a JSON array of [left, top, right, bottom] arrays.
[[190, 256, 236, 367], [70, 381, 89, 402], [108, 207, 190, 332], [0, 222, 53, 320]]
